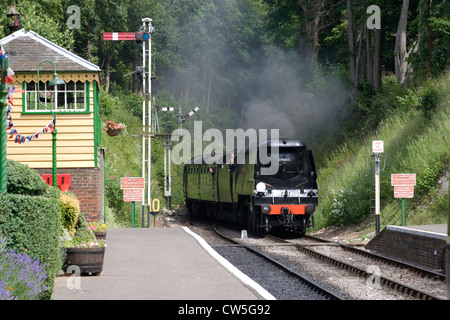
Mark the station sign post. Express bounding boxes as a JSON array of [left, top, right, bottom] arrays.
[[391, 174, 416, 226], [121, 177, 144, 228], [372, 141, 383, 234]]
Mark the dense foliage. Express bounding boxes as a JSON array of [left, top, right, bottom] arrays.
[[60, 193, 81, 237], [1, 1, 447, 228], [0, 161, 61, 299], [317, 75, 450, 228]]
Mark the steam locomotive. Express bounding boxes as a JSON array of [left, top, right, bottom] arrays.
[[183, 139, 318, 235]]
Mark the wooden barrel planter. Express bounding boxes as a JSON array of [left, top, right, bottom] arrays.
[[63, 247, 106, 276], [94, 231, 107, 241]]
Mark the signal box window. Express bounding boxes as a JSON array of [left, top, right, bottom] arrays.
[[24, 80, 87, 112]]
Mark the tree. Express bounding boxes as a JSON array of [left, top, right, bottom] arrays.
[[95, 0, 130, 92], [410, 0, 449, 80], [346, 0, 384, 93], [394, 0, 411, 84], [297, 0, 327, 69]]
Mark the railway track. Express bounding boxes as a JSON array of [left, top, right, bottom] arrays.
[[212, 226, 345, 300], [264, 234, 445, 300], [300, 234, 445, 280]]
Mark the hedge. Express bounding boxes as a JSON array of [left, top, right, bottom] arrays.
[[0, 160, 61, 300], [6, 159, 47, 196]]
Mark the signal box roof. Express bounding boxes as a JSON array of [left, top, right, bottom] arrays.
[[0, 29, 100, 72]]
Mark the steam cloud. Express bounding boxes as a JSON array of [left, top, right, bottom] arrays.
[[242, 49, 349, 145]]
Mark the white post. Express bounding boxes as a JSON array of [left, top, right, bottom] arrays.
[[147, 18, 152, 212], [375, 153, 380, 234], [164, 144, 167, 196], [141, 19, 147, 225], [372, 140, 383, 234], [141, 17, 153, 224]]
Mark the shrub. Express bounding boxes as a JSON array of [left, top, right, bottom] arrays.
[[0, 160, 61, 299], [417, 80, 444, 118], [6, 160, 46, 196], [416, 161, 446, 195], [75, 210, 96, 242], [0, 247, 48, 300], [60, 193, 80, 237], [99, 89, 118, 116], [0, 193, 61, 300]]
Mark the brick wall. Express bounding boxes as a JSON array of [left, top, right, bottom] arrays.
[[36, 166, 104, 223], [366, 227, 447, 272]]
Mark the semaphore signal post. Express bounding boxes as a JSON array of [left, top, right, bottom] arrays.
[[103, 18, 155, 227]]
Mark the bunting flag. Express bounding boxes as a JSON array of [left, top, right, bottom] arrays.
[[1, 44, 52, 144], [0, 48, 13, 83], [6, 84, 54, 144]]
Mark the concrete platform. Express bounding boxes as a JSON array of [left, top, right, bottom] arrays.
[[366, 224, 448, 272], [52, 227, 275, 300], [387, 224, 447, 238]]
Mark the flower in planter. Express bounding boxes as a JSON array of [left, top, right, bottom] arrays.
[[60, 227, 106, 248], [104, 120, 126, 136], [88, 221, 108, 232], [78, 240, 107, 248], [63, 233, 107, 248]]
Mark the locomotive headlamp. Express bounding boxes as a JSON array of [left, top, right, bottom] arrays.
[[256, 182, 266, 193], [261, 204, 271, 214]]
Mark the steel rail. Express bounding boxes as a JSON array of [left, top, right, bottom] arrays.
[[267, 234, 444, 300], [301, 235, 446, 280], [212, 226, 344, 300]]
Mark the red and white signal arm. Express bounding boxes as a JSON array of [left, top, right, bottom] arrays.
[[372, 140, 384, 153], [103, 32, 137, 41], [103, 32, 150, 41]]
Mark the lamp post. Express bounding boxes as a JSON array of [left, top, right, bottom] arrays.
[[37, 60, 65, 187], [0, 47, 9, 193]]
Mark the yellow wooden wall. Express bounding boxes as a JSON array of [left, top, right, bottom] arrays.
[[6, 76, 97, 169]]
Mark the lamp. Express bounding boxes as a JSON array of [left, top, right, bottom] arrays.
[[7, 3, 20, 33], [37, 60, 65, 188], [49, 73, 65, 87]]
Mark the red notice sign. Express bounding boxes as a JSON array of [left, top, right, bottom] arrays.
[[391, 174, 416, 186], [123, 189, 144, 202], [394, 186, 414, 198], [372, 140, 384, 153], [121, 177, 145, 189]]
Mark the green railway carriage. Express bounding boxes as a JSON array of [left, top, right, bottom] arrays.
[[183, 139, 318, 235]]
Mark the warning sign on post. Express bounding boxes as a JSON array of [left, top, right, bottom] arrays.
[[123, 189, 144, 202], [121, 177, 145, 189], [121, 177, 145, 202], [391, 174, 416, 186], [372, 140, 384, 153], [394, 186, 414, 198]]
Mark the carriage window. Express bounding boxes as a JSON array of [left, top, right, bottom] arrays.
[[24, 81, 88, 112]]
